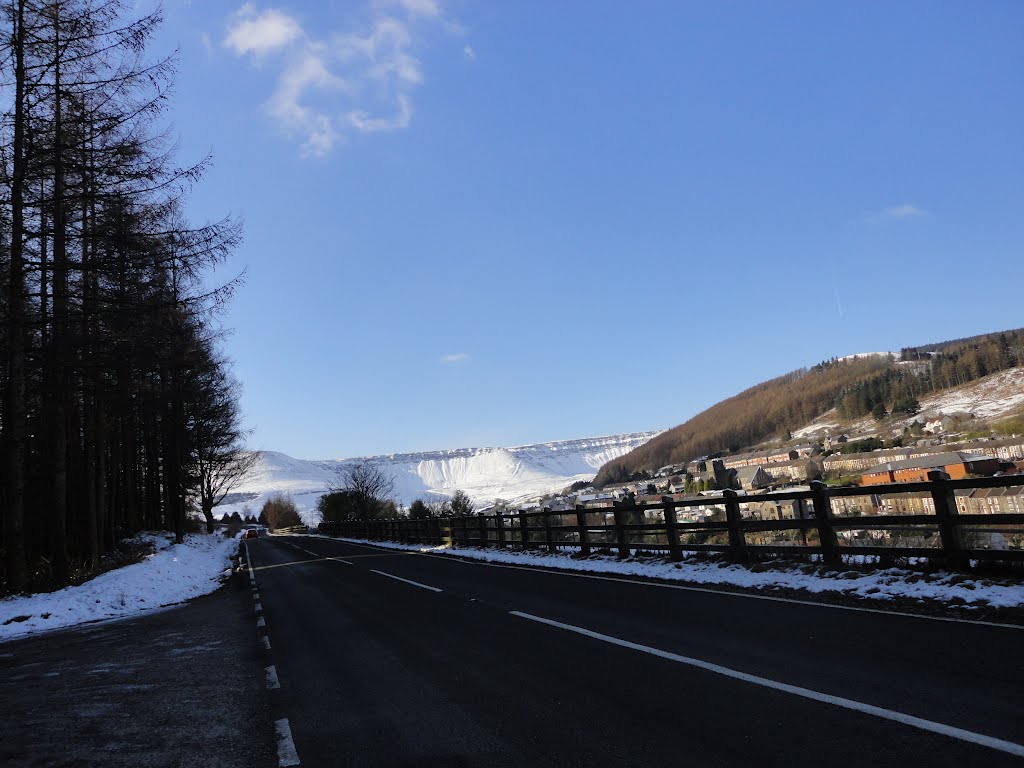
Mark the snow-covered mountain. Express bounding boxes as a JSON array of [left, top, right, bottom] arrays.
[[218, 431, 660, 524]]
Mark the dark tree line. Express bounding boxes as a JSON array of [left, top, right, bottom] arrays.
[[1, 0, 249, 593]]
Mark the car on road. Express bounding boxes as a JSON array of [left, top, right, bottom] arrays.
[[243, 528, 259, 539]]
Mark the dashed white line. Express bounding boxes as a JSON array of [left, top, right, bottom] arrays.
[[254, 602, 263, 613], [274, 718, 301, 766], [262, 636, 272, 650], [265, 665, 281, 690], [256, 617, 266, 629], [370, 569, 443, 593], [510, 610, 1024, 758], [328, 538, 1024, 631]]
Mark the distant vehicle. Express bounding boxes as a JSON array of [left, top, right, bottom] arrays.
[[244, 529, 259, 540]]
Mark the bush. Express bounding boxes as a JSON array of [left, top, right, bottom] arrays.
[[450, 489, 474, 516], [261, 494, 303, 529]]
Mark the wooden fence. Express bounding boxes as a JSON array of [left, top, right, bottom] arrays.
[[316, 472, 1024, 569]]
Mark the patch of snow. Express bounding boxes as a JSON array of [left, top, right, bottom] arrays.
[[915, 367, 1024, 422], [0, 532, 237, 642], [310, 536, 1024, 609]]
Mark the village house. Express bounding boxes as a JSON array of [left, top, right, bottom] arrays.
[[765, 458, 822, 483], [860, 452, 1001, 486], [821, 447, 915, 475], [735, 465, 774, 490], [956, 486, 1024, 515]]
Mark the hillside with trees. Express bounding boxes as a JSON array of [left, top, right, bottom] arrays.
[[595, 328, 1024, 485]]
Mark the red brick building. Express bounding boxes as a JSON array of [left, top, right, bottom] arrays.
[[860, 452, 1001, 486]]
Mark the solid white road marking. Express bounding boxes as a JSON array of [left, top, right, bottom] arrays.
[[274, 718, 301, 767], [327, 538, 1023, 631], [370, 569, 443, 593], [256, 617, 266, 629], [265, 665, 281, 690], [510, 610, 1024, 758], [261, 636, 272, 650]]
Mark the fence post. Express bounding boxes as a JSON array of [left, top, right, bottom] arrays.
[[495, 511, 506, 548], [575, 504, 591, 557], [928, 470, 969, 570], [478, 513, 488, 547], [722, 489, 748, 564], [810, 481, 841, 567], [613, 501, 630, 559], [662, 496, 682, 562], [441, 517, 452, 547], [518, 510, 530, 549], [542, 507, 556, 553]]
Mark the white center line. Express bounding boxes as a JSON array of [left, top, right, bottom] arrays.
[[256, 617, 266, 629], [254, 602, 263, 613], [274, 718, 301, 767], [329, 557, 354, 565], [510, 610, 1024, 758], [370, 569, 443, 593], [265, 665, 281, 690], [261, 636, 272, 650]]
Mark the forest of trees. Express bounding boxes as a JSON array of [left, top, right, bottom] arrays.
[[596, 330, 1024, 486], [835, 330, 1024, 419], [0, 1, 249, 594]]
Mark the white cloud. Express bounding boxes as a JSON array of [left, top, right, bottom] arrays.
[[884, 204, 926, 218], [870, 203, 928, 221], [376, 0, 441, 18], [267, 49, 347, 157], [441, 353, 469, 363], [463, 44, 475, 60], [224, 4, 302, 56], [224, 2, 453, 156]]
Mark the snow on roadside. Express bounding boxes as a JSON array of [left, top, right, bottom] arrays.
[[0, 532, 238, 642], [309, 535, 1024, 609]]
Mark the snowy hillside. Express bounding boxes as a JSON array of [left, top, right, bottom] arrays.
[[218, 432, 660, 524]]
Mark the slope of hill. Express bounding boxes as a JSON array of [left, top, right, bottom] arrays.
[[594, 356, 893, 484], [219, 432, 660, 524], [596, 328, 1024, 484]]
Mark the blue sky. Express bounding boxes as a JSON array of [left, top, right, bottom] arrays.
[[150, 1, 1023, 459]]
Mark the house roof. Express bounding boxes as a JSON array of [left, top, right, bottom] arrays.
[[735, 465, 770, 481], [865, 451, 994, 474]]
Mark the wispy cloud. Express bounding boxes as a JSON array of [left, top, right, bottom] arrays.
[[224, 2, 457, 157], [441, 353, 469, 364], [463, 44, 475, 60], [868, 203, 928, 222]]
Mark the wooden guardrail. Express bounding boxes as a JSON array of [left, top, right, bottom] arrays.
[[275, 525, 309, 534], [316, 472, 1024, 569]]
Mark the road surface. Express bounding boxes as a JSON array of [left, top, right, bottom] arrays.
[[245, 534, 1024, 767]]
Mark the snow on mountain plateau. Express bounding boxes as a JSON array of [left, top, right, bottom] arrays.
[[219, 432, 660, 524]]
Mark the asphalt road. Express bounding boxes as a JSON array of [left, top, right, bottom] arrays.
[[245, 534, 1024, 767]]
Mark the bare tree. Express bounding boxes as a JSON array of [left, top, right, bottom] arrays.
[[335, 462, 395, 520]]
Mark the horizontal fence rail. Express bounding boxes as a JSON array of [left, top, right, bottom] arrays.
[[317, 472, 1024, 569]]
